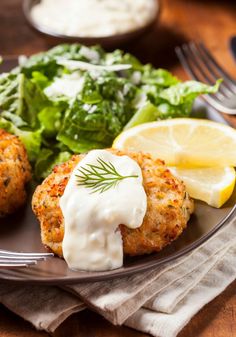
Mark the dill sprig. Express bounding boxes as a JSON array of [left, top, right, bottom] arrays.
[[75, 157, 138, 193]]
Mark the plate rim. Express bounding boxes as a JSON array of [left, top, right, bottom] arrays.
[[0, 204, 235, 285]]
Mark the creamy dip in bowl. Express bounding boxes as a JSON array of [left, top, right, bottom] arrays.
[[23, 0, 159, 47]]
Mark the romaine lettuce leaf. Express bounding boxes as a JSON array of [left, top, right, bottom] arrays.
[[31, 71, 51, 89], [80, 74, 102, 104], [38, 106, 63, 137], [0, 116, 42, 161], [57, 100, 127, 152], [142, 66, 180, 87], [0, 73, 24, 114], [1, 111, 27, 127], [20, 44, 105, 79], [0, 72, 49, 127], [0, 44, 221, 179], [35, 149, 71, 179], [21, 75, 49, 127], [159, 80, 221, 105], [124, 102, 159, 130]]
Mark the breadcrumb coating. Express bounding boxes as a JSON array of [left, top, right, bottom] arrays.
[[32, 149, 194, 257], [0, 129, 31, 217]]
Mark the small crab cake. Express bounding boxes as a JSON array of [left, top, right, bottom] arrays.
[[32, 149, 194, 257], [0, 129, 31, 217]]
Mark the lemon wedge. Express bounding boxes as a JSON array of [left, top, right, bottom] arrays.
[[113, 119, 236, 167], [169, 167, 236, 208]]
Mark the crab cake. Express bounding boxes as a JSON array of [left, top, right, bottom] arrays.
[[32, 149, 194, 257], [0, 129, 31, 217]]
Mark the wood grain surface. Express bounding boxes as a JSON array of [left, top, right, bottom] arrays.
[[0, 0, 236, 336]]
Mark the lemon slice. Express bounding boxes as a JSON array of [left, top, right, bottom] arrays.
[[113, 119, 236, 167], [169, 166, 236, 208]]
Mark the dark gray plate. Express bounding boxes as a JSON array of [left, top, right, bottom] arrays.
[[0, 59, 235, 285]]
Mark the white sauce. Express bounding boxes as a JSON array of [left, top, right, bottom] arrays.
[[31, 0, 158, 37], [60, 150, 147, 271]]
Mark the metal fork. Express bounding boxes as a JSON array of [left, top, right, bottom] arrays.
[[176, 42, 236, 115], [0, 249, 53, 268]]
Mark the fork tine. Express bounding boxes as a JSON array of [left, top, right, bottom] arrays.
[[182, 44, 215, 85], [0, 262, 33, 268], [0, 249, 54, 258], [0, 254, 47, 261], [175, 46, 201, 80], [192, 42, 236, 96], [176, 44, 236, 115], [0, 259, 37, 264], [182, 44, 228, 101], [202, 94, 235, 113], [0, 250, 54, 269], [175, 46, 224, 103], [188, 43, 233, 98], [198, 42, 236, 91]]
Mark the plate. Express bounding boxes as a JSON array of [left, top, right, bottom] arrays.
[[0, 59, 235, 285]]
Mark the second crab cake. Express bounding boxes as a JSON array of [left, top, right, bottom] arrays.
[[0, 129, 31, 217]]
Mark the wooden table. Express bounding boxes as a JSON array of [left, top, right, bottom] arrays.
[[0, 0, 236, 336]]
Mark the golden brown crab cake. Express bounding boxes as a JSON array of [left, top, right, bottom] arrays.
[[0, 129, 31, 217], [32, 149, 194, 257]]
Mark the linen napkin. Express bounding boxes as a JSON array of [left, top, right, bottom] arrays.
[[0, 285, 85, 331], [66, 214, 236, 324], [0, 215, 236, 337]]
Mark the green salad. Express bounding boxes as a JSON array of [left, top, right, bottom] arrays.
[[0, 44, 220, 179]]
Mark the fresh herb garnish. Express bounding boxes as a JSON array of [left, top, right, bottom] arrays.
[[75, 157, 138, 193]]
